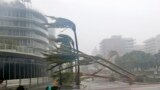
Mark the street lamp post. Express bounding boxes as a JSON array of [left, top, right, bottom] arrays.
[[46, 16, 80, 88]]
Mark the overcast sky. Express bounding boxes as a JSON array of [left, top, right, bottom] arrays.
[[30, 0, 160, 54]]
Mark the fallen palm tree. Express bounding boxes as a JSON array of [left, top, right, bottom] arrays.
[[44, 44, 137, 84]]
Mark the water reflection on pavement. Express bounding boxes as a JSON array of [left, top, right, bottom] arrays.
[[81, 78, 160, 90]]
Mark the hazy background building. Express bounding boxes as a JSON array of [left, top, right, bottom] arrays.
[[144, 35, 160, 54], [91, 47, 100, 56], [134, 45, 145, 52], [100, 35, 134, 58]]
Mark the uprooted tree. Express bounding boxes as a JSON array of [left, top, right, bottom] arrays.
[[43, 41, 137, 84]]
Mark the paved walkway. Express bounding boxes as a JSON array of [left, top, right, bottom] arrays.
[[80, 78, 160, 90], [8, 78, 160, 90], [30, 85, 81, 90]]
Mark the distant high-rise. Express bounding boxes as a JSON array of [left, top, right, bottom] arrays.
[[100, 35, 134, 57], [92, 47, 99, 56], [134, 45, 145, 52], [144, 35, 160, 54]]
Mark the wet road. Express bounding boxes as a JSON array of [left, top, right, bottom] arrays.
[[81, 78, 160, 90]]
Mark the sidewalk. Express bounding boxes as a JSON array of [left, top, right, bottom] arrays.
[[30, 85, 83, 90]]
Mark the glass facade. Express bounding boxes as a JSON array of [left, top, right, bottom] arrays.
[[0, 2, 50, 80], [0, 4, 49, 56], [0, 52, 47, 80]]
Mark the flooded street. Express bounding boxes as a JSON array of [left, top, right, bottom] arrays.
[[81, 78, 160, 90]]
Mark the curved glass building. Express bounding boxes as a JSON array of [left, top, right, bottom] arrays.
[[0, 2, 48, 55], [0, 1, 49, 80]]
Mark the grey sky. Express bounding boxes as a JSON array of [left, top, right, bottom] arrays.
[[31, 0, 160, 54]]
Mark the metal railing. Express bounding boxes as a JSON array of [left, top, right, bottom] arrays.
[[0, 43, 44, 57]]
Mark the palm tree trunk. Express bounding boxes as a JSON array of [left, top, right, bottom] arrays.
[[59, 65, 63, 86]]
